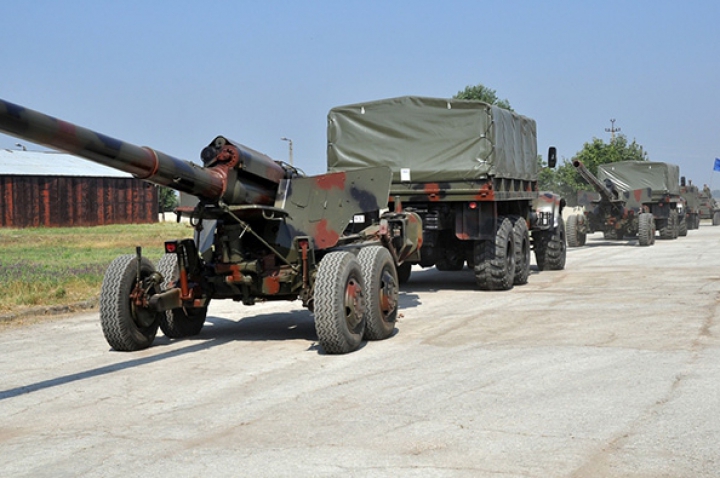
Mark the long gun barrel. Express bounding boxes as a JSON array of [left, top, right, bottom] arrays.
[[572, 159, 619, 203], [0, 99, 295, 205]]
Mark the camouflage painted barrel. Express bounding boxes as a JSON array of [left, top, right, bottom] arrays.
[[0, 99, 286, 205]]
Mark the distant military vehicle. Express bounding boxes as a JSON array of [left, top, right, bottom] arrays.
[[566, 160, 655, 247], [697, 187, 720, 225], [597, 161, 682, 240], [0, 98, 422, 354], [679, 177, 700, 233], [327, 96, 566, 291]]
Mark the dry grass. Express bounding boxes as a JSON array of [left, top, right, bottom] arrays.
[[0, 222, 193, 316]]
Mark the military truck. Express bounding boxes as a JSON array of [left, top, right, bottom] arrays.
[[597, 161, 682, 240], [327, 96, 565, 291], [566, 160, 655, 247], [0, 98, 422, 355], [679, 178, 700, 233], [697, 187, 720, 225]]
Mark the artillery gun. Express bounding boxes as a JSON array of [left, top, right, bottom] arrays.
[[697, 186, 720, 225], [0, 99, 422, 354], [566, 160, 656, 247], [597, 161, 682, 240]]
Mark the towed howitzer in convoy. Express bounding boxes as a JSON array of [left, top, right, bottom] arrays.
[[566, 159, 656, 247], [597, 161, 683, 240], [0, 99, 422, 354]]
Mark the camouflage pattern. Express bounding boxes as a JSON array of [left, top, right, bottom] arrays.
[[0, 98, 421, 354], [0, 99, 291, 205], [569, 159, 655, 246]]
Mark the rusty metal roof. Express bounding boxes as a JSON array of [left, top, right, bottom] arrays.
[[0, 149, 131, 178]]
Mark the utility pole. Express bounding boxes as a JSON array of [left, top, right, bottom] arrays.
[[605, 119, 621, 140], [280, 137, 293, 166]]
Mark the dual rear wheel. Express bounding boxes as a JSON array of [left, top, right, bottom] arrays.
[[314, 247, 398, 354]]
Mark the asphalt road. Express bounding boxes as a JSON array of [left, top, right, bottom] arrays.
[[2, 224, 719, 477]]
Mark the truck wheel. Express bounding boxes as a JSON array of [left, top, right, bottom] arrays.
[[713, 212, 720, 226], [474, 216, 515, 290], [672, 211, 680, 239], [678, 215, 688, 236], [566, 214, 586, 247], [156, 254, 207, 338], [100, 255, 160, 351], [510, 216, 530, 285], [357, 247, 398, 341], [397, 262, 412, 284], [638, 213, 655, 246], [659, 212, 677, 239], [314, 252, 366, 354], [533, 216, 566, 271]]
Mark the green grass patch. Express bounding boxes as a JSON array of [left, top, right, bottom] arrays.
[[0, 222, 193, 314]]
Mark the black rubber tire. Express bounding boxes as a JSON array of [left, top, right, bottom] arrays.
[[659, 211, 677, 239], [638, 213, 655, 246], [566, 214, 586, 247], [678, 214, 688, 236], [713, 211, 720, 226], [533, 217, 567, 271], [314, 252, 366, 354], [510, 216, 530, 286], [156, 254, 207, 338], [474, 216, 515, 291], [357, 247, 398, 341], [100, 254, 160, 351], [396, 262, 412, 284]]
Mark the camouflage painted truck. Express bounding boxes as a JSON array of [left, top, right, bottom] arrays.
[[0, 98, 422, 354], [679, 178, 700, 233], [597, 161, 683, 240], [566, 159, 656, 247], [697, 187, 720, 225], [327, 96, 566, 291]]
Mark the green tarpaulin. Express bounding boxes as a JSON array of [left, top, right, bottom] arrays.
[[327, 96, 538, 183]]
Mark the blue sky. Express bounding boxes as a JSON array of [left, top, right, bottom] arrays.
[[2, 0, 719, 186]]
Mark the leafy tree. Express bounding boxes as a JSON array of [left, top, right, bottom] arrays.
[[158, 186, 178, 212], [453, 83, 513, 111], [553, 135, 648, 206]]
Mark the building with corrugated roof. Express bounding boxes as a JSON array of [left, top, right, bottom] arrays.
[[0, 149, 158, 228]]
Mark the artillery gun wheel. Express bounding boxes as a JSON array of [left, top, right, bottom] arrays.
[[638, 213, 656, 246], [566, 214, 587, 247], [314, 252, 366, 354], [533, 217, 567, 271], [156, 254, 207, 338], [396, 262, 412, 284], [357, 247, 398, 341], [100, 255, 160, 351], [510, 216, 530, 285], [474, 216, 515, 290]]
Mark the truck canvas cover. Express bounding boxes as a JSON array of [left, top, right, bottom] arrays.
[[598, 161, 680, 196], [327, 96, 538, 183]]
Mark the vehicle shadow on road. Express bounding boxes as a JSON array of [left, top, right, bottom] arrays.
[[0, 304, 419, 400]]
